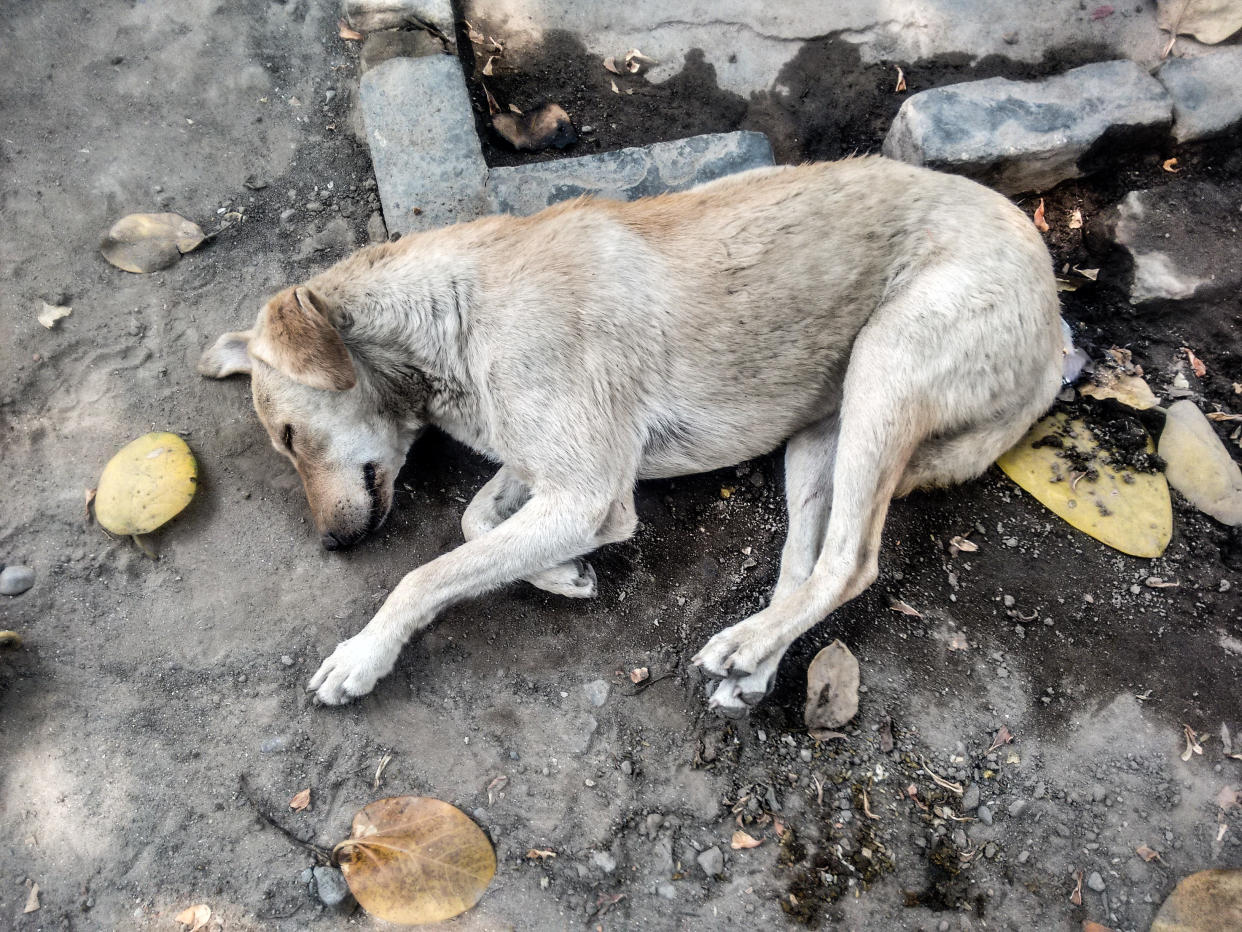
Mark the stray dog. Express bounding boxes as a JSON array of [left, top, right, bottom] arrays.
[[199, 157, 1063, 714]]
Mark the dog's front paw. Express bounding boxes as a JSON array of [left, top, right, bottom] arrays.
[[527, 558, 598, 599], [692, 620, 764, 677], [307, 632, 401, 705]]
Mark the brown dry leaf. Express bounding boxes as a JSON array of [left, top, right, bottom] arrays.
[[894, 66, 907, 93], [1218, 786, 1241, 811], [1182, 724, 1204, 762], [1068, 208, 1084, 229], [1083, 922, 1113, 932], [804, 639, 860, 733], [335, 796, 496, 925], [731, 830, 762, 850], [1208, 412, 1242, 422], [949, 534, 978, 554], [100, 213, 205, 274], [987, 725, 1014, 753], [1183, 347, 1207, 377], [809, 728, 847, 742], [1071, 869, 1084, 905], [1136, 843, 1164, 863], [1080, 368, 1160, 410], [289, 788, 311, 811], [481, 55, 496, 76], [1033, 198, 1050, 233], [1145, 576, 1180, 588], [1150, 867, 1242, 930], [1157, 0, 1242, 45], [888, 598, 922, 618], [624, 48, 659, 73], [609, 78, 620, 95], [492, 103, 577, 152], [0, 630, 22, 650], [337, 20, 363, 41], [23, 883, 39, 914], [38, 302, 72, 329], [526, 848, 556, 859], [629, 666, 649, 684], [481, 82, 500, 115], [862, 788, 879, 819], [1162, 157, 1181, 173], [174, 904, 210, 931], [508, 103, 522, 114], [374, 753, 393, 790], [603, 55, 620, 74], [1074, 266, 1100, 281], [487, 774, 508, 806]]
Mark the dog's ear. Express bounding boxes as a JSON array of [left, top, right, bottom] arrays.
[[197, 329, 256, 379], [250, 286, 357, 391]]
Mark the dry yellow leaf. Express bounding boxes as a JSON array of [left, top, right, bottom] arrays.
[[100, 213, 204, 273], [731, 830, 762, 850], [1080, 370, 1160, 410], [290, 788, 311, 811], [996, 413, 1171, 557], [0, 630, 21, 650], [94, 432, 198, 536], [1159, 401, 1242, 526], [1150, 868, 1242, 931], [335, 796, 496, 925], [23, 883, 39, 913], [174, 904, 210, 931]]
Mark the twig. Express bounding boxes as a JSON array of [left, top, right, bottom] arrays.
[[238, 775, 334, 865]]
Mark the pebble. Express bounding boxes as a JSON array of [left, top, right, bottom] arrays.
[[591, 851, 616, 873], [1034, 781, 1047, 799], [697, 846, 724, 878], [656, 882, 676, 899], [977, 804, 993, 825], [799, 748, 812, 762], [620, 759, 633, 776], [984, 842, 998, 859], [1087, 871, 1106, 892], [962, 784, 980, 811], [299, 867, 314, 886], [1018, 850, 1030, 863], [583, 679, 610, 707], [313, 866, 351, 906], [279, 208, 296, 224], [260, 735, 290, 753], [645, 813, 664, 837], [1008, 799, 1029, 818], [0, 565, 34, 596]]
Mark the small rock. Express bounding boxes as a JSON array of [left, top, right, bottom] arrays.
[[620, 759, 633, 776], [313, 866, 351, 906], [962, 784, 980, 811], [590, 851, 616, 874], [280, 655, 294, 666], [656, 881, 676, 900], [299, 867, 314, 886], [645, 813, 664, 837], [279, 207, 296, 224], [1018, 850, 1030, 863], [799, 748, 812, 763], [696, 846, 724, 878], [1009, 799, 1029, 818], [977, 804, 994, 826], [583, 679, 610, 707], [984, 842, 998, 859], [1090, 783, 1107, 803], [1034, 781, 1047, 800], [366, 211, 388, 244], [1087, 871, 1106, 893], [0, 565, 35, 596], [260, 735, 290, 753]]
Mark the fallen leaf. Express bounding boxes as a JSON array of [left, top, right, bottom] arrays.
[[0, 630, 22, 650], [1136, 843, 1165, 863], [1071, 869, 1084, 905], [492, 103, 577, 151], [1150, 868, 1242, 931], [1218, 786, 1241, 811], [487, 774, 508, 806], [1159, 400, 1242, 526], [1145, 576, 1180, 588], [338, 20, 363, 41], [603, 55, 620, 74], [629, 666, 649, 684], [526, 848, 556, 859], [94, 432, 198, 536], [508, 103, 522, 114], [335, 796, 496, 925], [731, 830, 762, 850], [949, 534, 978, 554], [809, 728, 847, 742], [921, 757, 964, 795], [23, 884, 39, 914], [624, 48, 658, 74], [987, 725, 1014, 754], [100, 213, 205, 273], [1156, 0, 1242, 44], [174, 904, 210, 931], [804, 640, 860, 732], [720, 486, 734, 499], [1033, 198, 1050, 233], [374, 753, 393, 789], [1182, 724, 1204, 762], [1056, 278, 1082, 292], [997, 413, 1172, 557], [609, 78, 620, 94], [888, 598, 922, 618], [289, 788, 311, 811], [85, 487, 96, 522], [481, 55, 496, 76], [1083, 922, 1112, 932], [1208, 412, 1242, 422], [1068, 207, 1084, 229], [38, 302, 71, 329], [1073, 266, 1100, 281], [1080, 369, 1160, 410], [862, 788, 879, 819], [1183, 347, 1207, 378], [481, 81, 499, 115], [894, 66, 907, 93], [1162, 157, 1181, 173]]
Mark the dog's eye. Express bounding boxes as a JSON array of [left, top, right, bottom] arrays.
[[282, 424, 294, 451]]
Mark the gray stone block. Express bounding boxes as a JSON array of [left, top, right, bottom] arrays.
[[360, 56, 488, 234], [486, 131, 775, 216], [1097, 178, 1242, 304], [343, 0, 452, 33], [883, 61, 1172, 194], [359, 29, 444, 74], [1158, 48, 1242, 144]]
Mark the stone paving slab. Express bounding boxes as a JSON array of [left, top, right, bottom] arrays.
[[1157, 47, 1242, 144], [486, 131, 774, 215], [882, 60, 1172, 195], [344, 0, 453, 34], [359, 55, 489, 234]]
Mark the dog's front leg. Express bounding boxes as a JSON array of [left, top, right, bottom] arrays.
[[308, 491, 631, 704]]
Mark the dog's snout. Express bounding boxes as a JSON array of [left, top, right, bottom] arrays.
[[321, 532, 343, 551]]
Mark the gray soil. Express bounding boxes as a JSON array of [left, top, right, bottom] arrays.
[[2, 3, 1240, 931]]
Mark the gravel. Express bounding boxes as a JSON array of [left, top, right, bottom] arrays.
[[1087, 871, 1106, 893], [697, 845, 724, 878], [0, 565, 34, 596], [312, 866, 351, 906]]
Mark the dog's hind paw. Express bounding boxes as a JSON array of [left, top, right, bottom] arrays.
[[307, 631, 401, 705], [526, 558, 598, 599], [701, 641, 786, 717]]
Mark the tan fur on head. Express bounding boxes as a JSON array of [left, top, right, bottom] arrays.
[[251, 286, 357, 391]]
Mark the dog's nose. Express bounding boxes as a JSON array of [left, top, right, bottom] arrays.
[[321, 532, 343, 551]]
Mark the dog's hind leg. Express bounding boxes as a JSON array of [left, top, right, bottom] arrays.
[[709, 415, 840, 716], [463, 466, 615, 598]]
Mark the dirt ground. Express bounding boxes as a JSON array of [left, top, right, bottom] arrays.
[[2, 2, 1240, 931]]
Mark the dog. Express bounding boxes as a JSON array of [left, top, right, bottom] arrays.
[[198, 156, 1063, 714]]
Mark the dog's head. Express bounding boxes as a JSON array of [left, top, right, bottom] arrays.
[[198, 285, 418, 550]]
